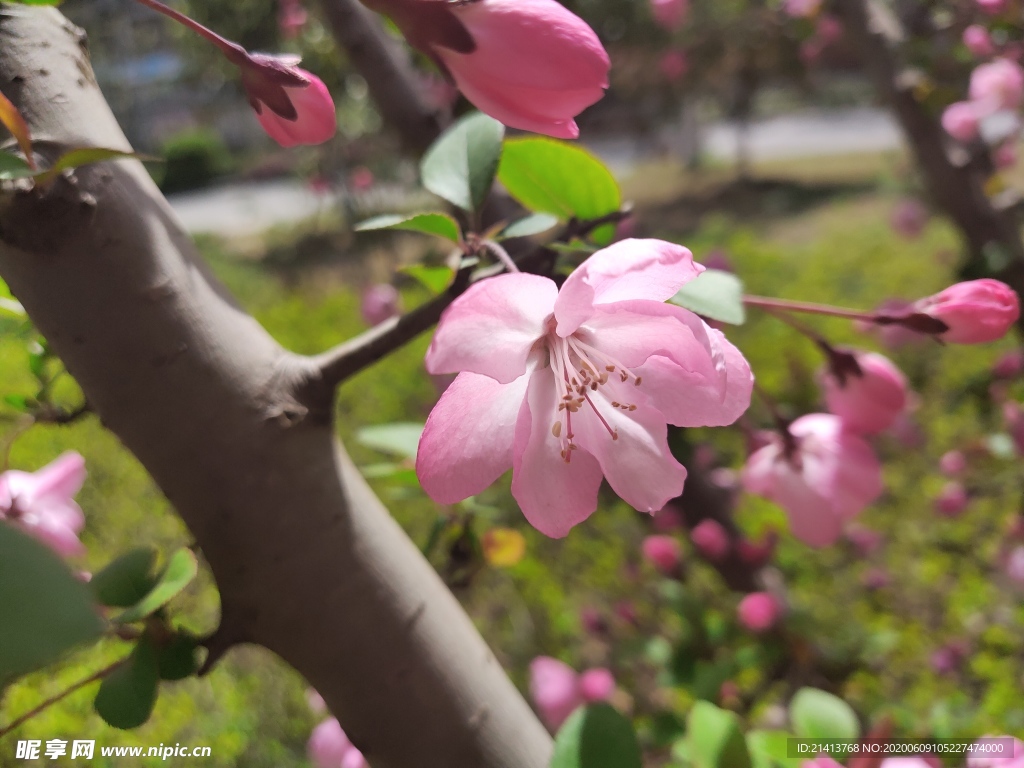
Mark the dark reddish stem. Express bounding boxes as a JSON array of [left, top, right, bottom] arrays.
[[130, 0, 246, 62]]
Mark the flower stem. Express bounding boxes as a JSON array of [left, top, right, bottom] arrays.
[[129, 0, 245, 60], [744, 294, 875, 322], [0, 658, 127, 738], [480, 240, 520, 274]]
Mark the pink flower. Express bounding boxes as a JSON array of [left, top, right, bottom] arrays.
[[0, 452, 87, 558], [821, 350, 908, 435], [659, 50, 689, 82], [239, 56, 336, 147], [783, 0, 822, 17], [384, 0, 610, 139], [360, 284, 402, 326], [976, 0, 1007, 15], [889, 198, 928, 239], [736, 592, 781, 632], [939, 449, 967, 476], [1004, 545, 1024, 584], [816, 15, 843, 44], [964, 25, 996, 57], [967, 737, 1024, 767], [941, 101, 981, 142], [651, 0, 689, 30], [994, 141, 1018, 169], [934, 481, 969, 516], [992, 349, 1024, 378], [308, 718, 368, 768], [737, 532, 777, 567], [803, 758, 843, 768], [278, 0, 308, 38], [914, 279, 1020, 344], [742, 414, 883, 547], [969, 58, 1024, 114], [529, 657, 614, 730], [690, 518, 731, 560], [417, 239, 753, 538], [642, 535, 683, 576]]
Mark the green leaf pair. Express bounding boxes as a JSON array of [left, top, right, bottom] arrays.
[[91, 547, 198, 624]]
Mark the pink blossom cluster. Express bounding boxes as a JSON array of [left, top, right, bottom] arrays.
[[528, 656, 615, 730], [0, 452, 87, 558], [941, 56, 1024, 165]]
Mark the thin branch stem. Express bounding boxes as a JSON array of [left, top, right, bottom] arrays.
[[0, 658, 127, 739], [744, 294, 876, 322], [481, 240, 519, 273]]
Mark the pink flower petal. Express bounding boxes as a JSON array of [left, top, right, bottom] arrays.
[[417, 370, 531, 504], [529, 656, 583, 730], [571, 376, 687, 513], [554, 240, 703, 337], [771, 466, 844, 547], [511, 370, 603, 537], [426, 273, 556, 383]]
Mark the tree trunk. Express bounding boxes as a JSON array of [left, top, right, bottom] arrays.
[[0, 6, 551, 767]]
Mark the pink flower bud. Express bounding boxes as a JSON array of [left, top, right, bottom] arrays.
[[642, 535, 683, 576], [308, 719, 353, 768], [651, 0, 689, 29], [579, 606, 607, 634], [579, 668, 615, 702], [976, 0, 1007, 15], [278, 0, 308, 39], [0, 452, 87, 558], [846, 526, 884, 557], [529, 657, 583, 730], [969, 58, 1024, 114], [889, 198, 929, 239], [934, 481, 969, 516], [690, 518, 730, 560], [822, 350, 908, 435], [816, 15, 843, 44], [993, 349, 1024, 379], [1003, 401, 1024, 454], [939, 450, 967, 476], [348, 166, 375, 192], [930, 640, 968, 675], [652, 503, 685, 532], [736, 532, 777, 567], [737, 592, 781, 633], [1005, 544, 1024, 584], [941, 101, 981, 142], [658, 50, 689, 81], [914, 279, 1020, 344], [407, 0, 610, 139], [360, 284, 402, 327], [241, 58, 336, 147], [994, 141, 1018, 169], [783, 0, 822, 17], [963, 25, 996, 57]]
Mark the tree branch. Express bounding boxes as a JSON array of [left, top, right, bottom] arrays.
[[0, 7, 550, 767]]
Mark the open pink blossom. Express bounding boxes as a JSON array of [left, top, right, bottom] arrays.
[[307, 718, 368, 768], [737, 592, 782, 632], [377, 0, 609, 139], [914, 279, 1020, 344], [742, 414, 883, 547], [941, 101, 981, 142], [969, 58, 1024, 115], [529, 657, 615, 730], [642, 535, 683, 576], [417, 239, 753, 538], [821, 349, 907, 435], [239, 56, 336, 147], [0, 452, 87, 558], [651, 0, 689, 30], [939, 449, 967, 476], [964, 25, 996, 57]]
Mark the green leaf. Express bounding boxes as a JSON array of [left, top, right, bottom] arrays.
[[113, 549, 198, 625], [747, 731, 803, 768], [157, 633, 200, 681], [0, 151, 34, 181], [94, 638, 160, 729], [498, 138, 621, 245], [500, 213, 560, 239], [91, 548, 159, 608], [356, 422, 424, 461], [0, 524, 105, 683], [5, 0, 63, 5], [551, 703, 642, 768], [399, 264, 456, 294], [360, 463, 421, 486], [670, 269, 746, 325], [420, 112, 505, 213], [355, 212, 461, 243], [687, 701, 753, 768], [35, 148, 149, 186], [789, 688, 860, 740]]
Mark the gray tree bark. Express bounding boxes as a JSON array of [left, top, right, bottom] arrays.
[[0, 6, 551, 767]]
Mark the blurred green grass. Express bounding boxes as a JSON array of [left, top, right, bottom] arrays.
[[1, 154, 1023, 765]]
